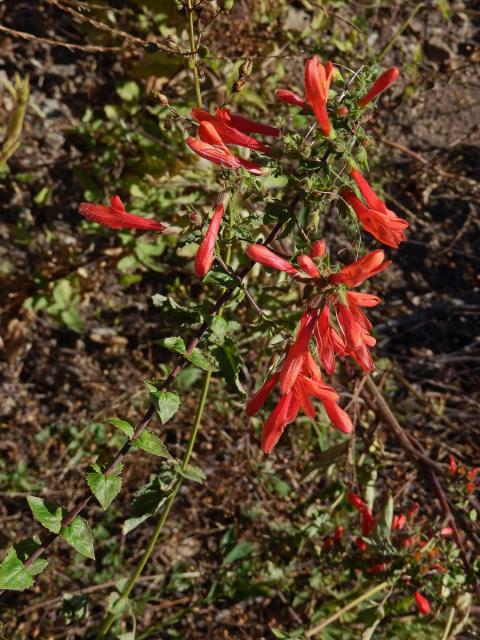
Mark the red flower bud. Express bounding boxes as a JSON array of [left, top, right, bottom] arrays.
[[414, 591, 431, 615], [358, 67, 400, 107]]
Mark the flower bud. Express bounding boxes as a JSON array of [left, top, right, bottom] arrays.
[[198, 45, 209, 58], [190, 210, 202, 226], [414, 591, 431, 615], [336, 105, 349, 117], [239, 58, 253, 77]]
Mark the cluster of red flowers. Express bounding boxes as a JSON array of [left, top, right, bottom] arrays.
[[246, 243, 392, 451], [344, 491, 457, 616], [449, 455, 479, 494], [76, 58, 408, 455]]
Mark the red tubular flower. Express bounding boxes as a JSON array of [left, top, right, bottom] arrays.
[[343, 169, 408, 248], [329, 250, 391, 287], [192, 108, 270, 153], [262, 392, 296, 454], [414, 591, 431, 615], [187, 122, 262, 175], [336, 303, 364, 351], [215, 107, 280, 137], [347, 291, 381, 308], [304, 56, 334, 136], [78, 196, 167, 231], [358, 67, 400, 107], [275, 89, 308, 109], [246, 244, 300, 277], [392, 514, 407, 530], [246, 372, 280, 417], [348, 492, 375, 535], [323, 400, 354, 434], [367, 562, 390, 574], [334, 525, 344, 540], [194, 203, 224, 277], [279, 310, 318, 395], [315, 305, 335, 375], [440, 527, 453, 537], [297, 254, 320, 278], [356, 537, 367, 553], [449, 455, 457, 476], [322, 537, 334, 552]]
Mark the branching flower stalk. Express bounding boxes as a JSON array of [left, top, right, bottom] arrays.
[[2, 4, 478, 633]]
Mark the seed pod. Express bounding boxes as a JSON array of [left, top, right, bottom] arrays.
[[157, 93, 169, 106], [167, 34, 178, 49], [220, 0, 235, 12], [233, 78, 247, 93], [239, 58, 253, 77]]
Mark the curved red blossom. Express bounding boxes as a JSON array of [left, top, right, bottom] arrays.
[[304, 56, 334, 136], [342, 169, 408, 248], [323, 400, 354, 434], [262, 392, 298, 454], [246, 372, 280, 416], [348, 492, 375, 535], [329, 250, 391, 288], [215, 107, 280, 137], [297, 254, 320, 278], [279, 310, 318, 395], [246, 244, 300, 277], [358, 67, 400, 107], [187, 122, 263, 176], [414, 591, 431, 615], [275, 89, 308, 109], [78, 196, 167, 231], [192, 108, 270, 153], [194, 203, 224, 277]]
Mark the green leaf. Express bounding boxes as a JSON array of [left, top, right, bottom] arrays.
[[61, 517, 95, 559], [180, 464, 206, 484], [123, 514, 151, 536], [86, 469, 123, 509], [15, 538, 48, 578], [107, 591, 130, 616], [60, 307, 84, 333], [108, 417, 134, 439], [0, 549, 33, 591], [133, 431, 170, 458], [161, 336, 186, 354], [376, 492, 394, 541], [153, 390, 180, 425], [222, 541, 254, 566], [186, 348, 219, 371], [210, 316, 228, 344], [116, 80, 140, 102], [202, 270, 236, 288], [212, 339, 245, 394], [27, 496, 63, 534]]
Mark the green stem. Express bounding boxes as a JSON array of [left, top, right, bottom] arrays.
[[305, 580, 390, 637], [186, 0, 203, 109], [441, 606, 456, 640], [96, 370, 212, 638], [378, 2, 425, 61]]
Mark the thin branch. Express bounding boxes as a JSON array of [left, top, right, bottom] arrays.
[[0, 24, 122, 52]]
